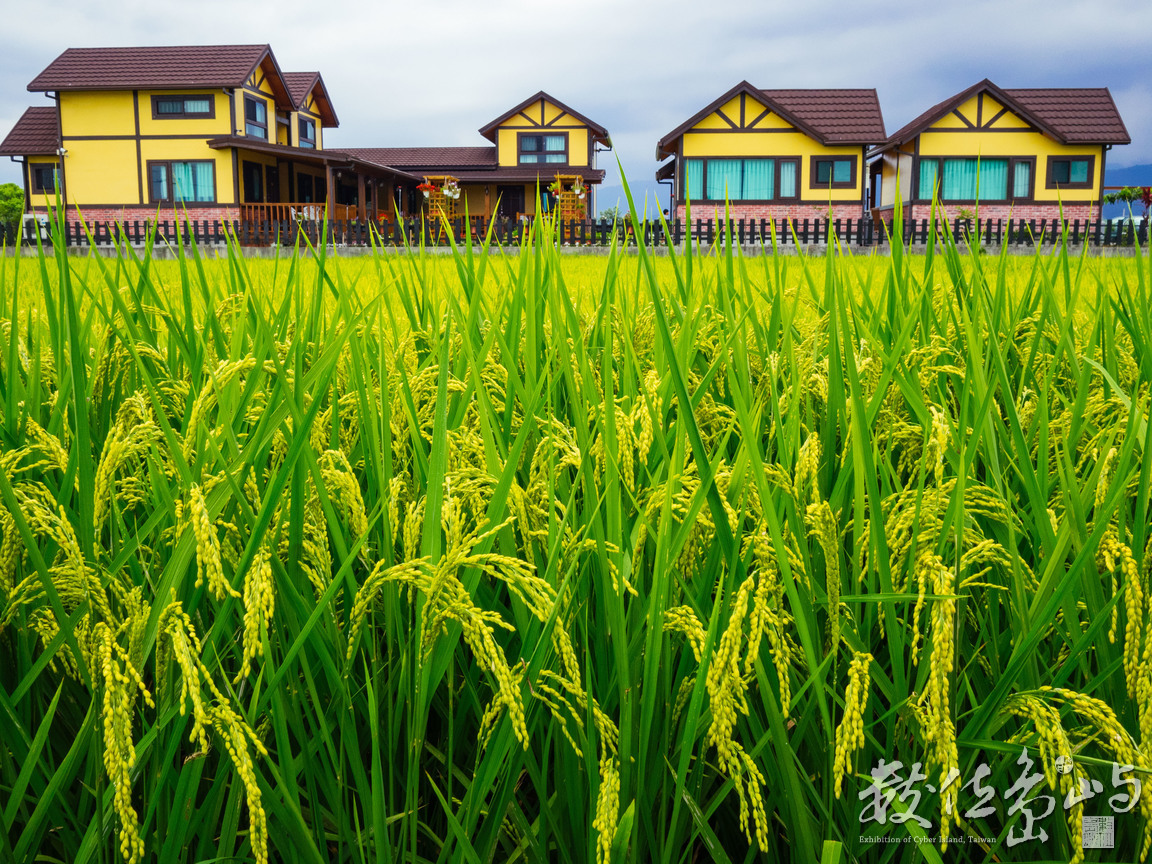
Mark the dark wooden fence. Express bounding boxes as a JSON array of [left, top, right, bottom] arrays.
[[5, 215, 1149, 251]]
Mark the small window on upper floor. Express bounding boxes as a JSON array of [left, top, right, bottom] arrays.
[[519, 134, 566, 164], [245, 97, 268, 140], [299, 118, 316, 149], [152, 95, 214, 119]]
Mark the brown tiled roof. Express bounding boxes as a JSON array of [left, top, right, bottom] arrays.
[[657, 82, 885, 157], [0, 106, 60, 155], [1003, 88, 1130, 144], [761, 89, 885, 143], [26, 45, 292, 107], [878, 80, 1130, 152], [205, 136, 419, 181], [330, 147, 605, 183], [282, 72, 318, 107], [334, 147, 498, 170], [282, 72, 338, 127], [29, 44, 268, 90]]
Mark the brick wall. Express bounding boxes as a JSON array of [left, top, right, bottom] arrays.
[[675, 202, 865, 224], [904, 202, 1096, 224], [65, 205, 241, 225]]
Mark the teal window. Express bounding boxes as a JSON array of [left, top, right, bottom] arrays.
[[919, 156, 1034, 201], [685, 159, 704, 201], [941, 159, 980, 199], [917, 157, 1012, 201], [1049, 157, 1093, 187], [684, 158, 796, 201], [814, 158, 854, 186], [299, 118, 316, 149], [918, 160, 938, 199], [978, 159, 1008, 200], [1013, 161, 1032, 199], [151, 95, 214, 119], [245, 97, 267, 139], [519, 134, 567, 164], [778, 160, 797, 198], [706, 159, 743, 200], [149, 160, 215, 203], [743, 159, 774, 199], [172, 162, 215, 202]]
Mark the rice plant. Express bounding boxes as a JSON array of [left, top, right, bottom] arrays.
[[2, 188, 1152, 864]]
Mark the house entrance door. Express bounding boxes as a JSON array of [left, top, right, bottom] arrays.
[[495, 185, 524, 218], [266, 165, 280, 203]]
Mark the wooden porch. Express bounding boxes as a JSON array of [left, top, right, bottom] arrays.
[[240, 202, 363, 224]]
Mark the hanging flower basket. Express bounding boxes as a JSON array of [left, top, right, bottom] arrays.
[[548, 179, 564, 197], [572, 179, 586, 200], [443, 179, 461, 200], [417, 182, 436, 199]]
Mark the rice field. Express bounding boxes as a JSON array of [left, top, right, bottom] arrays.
[[2, 202, 1152, 864]]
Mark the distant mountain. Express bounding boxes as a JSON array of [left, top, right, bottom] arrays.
[[1105, 163, 1152, 187], [1104, 163, 1151, 219]]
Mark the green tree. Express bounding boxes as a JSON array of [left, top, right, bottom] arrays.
[[1104, 185, 1151, 221], [598, 205, 623, 223], [0, 183, 24, 240]]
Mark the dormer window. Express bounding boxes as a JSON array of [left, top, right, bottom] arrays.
[[299, 117, 316, 149], [151, 95, 214, 119], [519, 134, 566, 164], [245, 97, 267, 139]]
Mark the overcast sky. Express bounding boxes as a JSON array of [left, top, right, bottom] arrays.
[[2, 0, 1148, 212]]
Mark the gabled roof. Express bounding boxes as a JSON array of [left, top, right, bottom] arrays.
[[282, 72, 338, 127], [0, 106, 60, 156], [876, 79, 1130, 153], [27, 45, 293, 109], [478, 91, 610, 146], [656, 81, 885, 158]]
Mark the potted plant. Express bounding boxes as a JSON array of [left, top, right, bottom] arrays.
[[572, 178, 586, 200], [443, 179, 461, 200], [416, 182, 436, 199]]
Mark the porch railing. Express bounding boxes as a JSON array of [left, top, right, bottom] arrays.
[[239, 202, 361, 224]]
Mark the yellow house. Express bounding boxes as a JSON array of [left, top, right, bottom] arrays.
[[332, 92, 611, 220], [0, 44, 416, 224], [655, 82, 886, 223], [869, 79, 1130, 224]]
